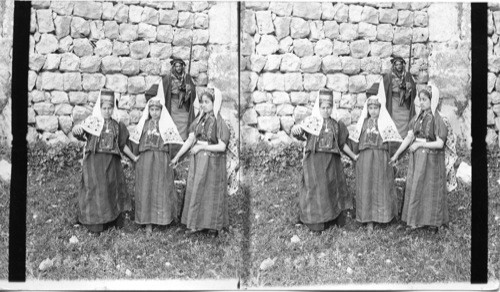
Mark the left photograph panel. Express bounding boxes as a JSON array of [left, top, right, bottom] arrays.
[[0, 0, 14, 281], [18, 0, 243, 284]]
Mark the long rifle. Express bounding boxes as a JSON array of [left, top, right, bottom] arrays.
[[179, 36, 194, 109], [400, 39, 413, 106]]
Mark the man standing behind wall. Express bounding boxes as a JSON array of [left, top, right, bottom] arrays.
[[162, 58, 197, 157], [382, 56, 417, 148]]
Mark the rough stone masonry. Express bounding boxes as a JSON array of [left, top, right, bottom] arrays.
[[240, 2, 473, 150], [25, 0, 238, 145]]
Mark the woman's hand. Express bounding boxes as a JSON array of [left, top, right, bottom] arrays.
[[72, 125, 83, 136], [389, 154, 399, 166], [291, 125, 302, 136], [352, 154, 359, 162], [133, 155, 140, 163], [190, 144, 204, 155], [169, 157, 179, 168], [409, 141, 423, 153]]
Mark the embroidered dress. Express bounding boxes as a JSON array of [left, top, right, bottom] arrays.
[[355, 118, 397, 223], [402, 110, 449, 227], [77, 119, 131, 231], [181, 112, 230, 231], [299, 117, 350, 231], [134, 119, 177, 225]]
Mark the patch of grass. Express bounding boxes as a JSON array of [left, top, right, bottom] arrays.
[[26, 157, 248, 280], [246, 150, 471, 287]]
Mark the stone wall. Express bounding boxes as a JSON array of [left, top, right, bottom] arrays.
[[27, 0, 238, 145], [240, 2, 471, 148], [488, 3, 500, 149], [0, 0, 14, 146]]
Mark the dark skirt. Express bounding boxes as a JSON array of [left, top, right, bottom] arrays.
[[78, 153, 130, 227], [402, 148, 449, 227], [181, 150, 228, 230], [392, 96, 410, 138], [171, 98, 189, 141], [355, 148, 397, 223], [135, 150, 176, 225], [300, 152, 349, 230]]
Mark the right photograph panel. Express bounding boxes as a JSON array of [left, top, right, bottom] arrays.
[[240, 2, 473, 287]]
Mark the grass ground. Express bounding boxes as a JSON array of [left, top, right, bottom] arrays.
[[245, 151, 474, 287], [25, 158, 248, 281]]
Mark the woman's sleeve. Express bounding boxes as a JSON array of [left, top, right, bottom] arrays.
[[118, 122, 130, 151], [217, 118, 230, 145], [434, 113, 448, 144], [337, 121, 349, 149], [188, 119, 197, 134], [408, 115, 416, 132]]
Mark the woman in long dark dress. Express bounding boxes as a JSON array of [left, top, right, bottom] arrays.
[[170, 88, 230, 236], [291, 90, 357, 232], [350, 81, 402, 232], [390, 85, 449, 231], [129, 83, 184, 233], [72, 90, 136, 233]]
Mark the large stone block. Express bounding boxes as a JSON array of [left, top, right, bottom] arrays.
[[326, 73, 349, 92], [284, 73, 303, 92], [130, 41, 150, 59], [140, 58, 161, 75], [72, 105, 92, 124], [322, 55, 342, 73], [280, 53, 301, 72], [280, 116, 295, 134], [277, 104, 295, 116], [491, 92, 500, 104], [127, 76, 146, 94], [173, 1, 192, 11], [72, 38, 93, 57], [348, 75, 367, 93], [28, 71, 38, 91], [264, 54, 282, 71], [377, 24, 394, 42], [324, 21, 340, 40], [393, 27, 412, 45], [290, 17, 309, 39], [37, 10, 55, 34], [252, 91, 269, 104], [193, 29, 209, 44], [94, 39, 113, 57], [272, 92, 290, 105], [270, 2, 293, 17], [257, 116, 281, 133], [350, 40, 370, 58], [413, 27, 429, 43], [397, 10, 414, 27], [31, 90, 49, 103], [256, 35, 279, 56], [339, 23, 358, 41], [349, 5, 363, 23], [301, 56, 322, 73], [129, 5, 144, 24], [241, 126, 261, 145], [321, 2, 335, 20], [40, 72, 64, 90], [250, 54, 267, 73], [173, 28, 193, 46], [341, 57, 361, 74], [114, 4, 129, 23], [117, 94, 135, 110], [157, 25, 174, 43], [361, 6, 379, 24], [292, 2, 322, 20], [70, 16, 90, 38], [58, 116, 73, 134], [488, 72, 496, 93], [101, 55, 121, 73], [119, 23, 138, 42], [361, 57, 381, 74], [73, 2, 102, 20], [35, 116, 59, 133], [36, 33, 59, 55], [255, 103, 277, 116], [50, 1, 74, 16], [106, 74, 128, 93], [142, 6, 159, 26], [29, 54, 46, 72], [358, 22, 377, 40], [303, 74, 327, 90], [315, 39, 333, 57], [339, 93, 356, 109], [489, 56, 500, 73], [33, 102, 55, 115], [278, 36, 293, 54], [68, 91, 87, 105], [256, 10, 274, 35], [293, 39, 314, 57], [80, 56, 101, 73], [177, 12, 194, 29], [159, 9, 178, 26], [414, 11, 428, 27], [101, 2, 116, 20], [379, 8, 397, 24], [89, 21, 105, 41], [293, 105, 312, 123], [150, 43, 172, 60], [392, 45, 410, 58], [259, 73, 285, 91], [82, 73, 106, 91], [242, 10, 256, 35], [428, 3, 459, 42], [58, 36, 73, 53], [243, 108, 258, 125], [55, 103, 73, 116], [59, 53, 80, 71], [274, 17, 291, 40], [411, 2, 429, 10], [370, 41, 392, 58], [333, 3, 349, 23], [194, 13, 209, 29], [240, 71, 258, 92], [138, 23, 157, 41], [241, 33, 255, 56], [63, 72, 82, 91]]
